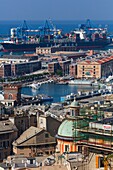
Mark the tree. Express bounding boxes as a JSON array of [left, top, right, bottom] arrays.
[[56, 69, 62, 76]]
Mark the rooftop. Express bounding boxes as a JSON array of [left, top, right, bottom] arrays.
[[0, 120, 18, 134], [13, 126, 43, 145]]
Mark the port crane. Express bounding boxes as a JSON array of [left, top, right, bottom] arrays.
[[10, 20, 62, 40]]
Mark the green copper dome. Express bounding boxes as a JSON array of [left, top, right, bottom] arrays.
[[58, 119, 74, 138]]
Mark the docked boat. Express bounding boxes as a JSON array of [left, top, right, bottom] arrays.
[[29, 83, 41, 90], [68, 79, 93, 85], [106, 75, 113, 82], [0, 19, 111, 52], [41, 94, 53, 102]]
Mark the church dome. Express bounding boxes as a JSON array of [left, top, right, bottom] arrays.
[[57, 119, 75, 140]]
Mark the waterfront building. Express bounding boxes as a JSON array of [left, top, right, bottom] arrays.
[[0, 64, 11, 78], [0, 54, 41, 78], [77, 51, 113, 79], [13, 126, 56, 157], [69, 63, 77, 78], [36, 46, 61, 55], [48, 61, 61, 74], [48, 60, 71, 76], [52, 51, 87, 61], [11, 60, 41, 76], [36, 46, 77, 55]]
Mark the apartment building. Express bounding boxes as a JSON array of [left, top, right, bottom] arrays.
[[77, 54, 113, 79], [0, 119, 18, 161]]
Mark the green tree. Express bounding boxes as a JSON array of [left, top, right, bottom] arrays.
[[56, 69, 62, 76]]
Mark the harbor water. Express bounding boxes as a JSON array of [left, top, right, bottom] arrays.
[[0, 20, 112, 102], [21, 83, 97, 103]]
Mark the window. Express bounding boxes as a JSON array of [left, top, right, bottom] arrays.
[[0, 142, 2, 148], [40, 119, 43, 124], [45, 133, 49, 138], [65, 145, 69, 152], [8, 94, 13, 100], [71, 110, 75, 116], [99, 157, 104, 168]]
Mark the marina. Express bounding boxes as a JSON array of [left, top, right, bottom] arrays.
[[28, 82, 41, 90], [21, 82, 105, 103]]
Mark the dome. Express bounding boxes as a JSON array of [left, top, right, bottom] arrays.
[[57, 119, 74, 139], [70, 97, 79, 107]]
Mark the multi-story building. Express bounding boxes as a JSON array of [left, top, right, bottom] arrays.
[[48, 61, 61, 74], [69, 63, 77, 78], [0, 55, 41, 78], [0, 64, 11, 78], [59, 60, 71, 76], [36, 46, 78, 55], [56, 98, 113, 169], [11, 60, 41, 76], [36, 46, 60, 55], [9, 114, 37, 137], [37, 114, 61, 137], [48, 60, 71, 76], [77, 60, 101, 78], [3, 84, 21, 106], [0, 119, 18, 161], [77, 54, 113, 79], [13, 126, 56, 157]]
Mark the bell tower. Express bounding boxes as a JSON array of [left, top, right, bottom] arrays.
[[69, 97, 80, 117]]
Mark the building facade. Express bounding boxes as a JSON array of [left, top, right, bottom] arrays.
[[69, 63, 77, 78], [37, 115, 61, 137], [0, 119, 18, 161], [11, 60, 41, 76], [3, 84, 21, 106], [13, 126, 56, 157], [77, 55, 113, 79], [9, 114, 37, 137]]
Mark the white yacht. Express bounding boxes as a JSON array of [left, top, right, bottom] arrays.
[[29, 83, 41, 90], [68, 79, 92, 85]]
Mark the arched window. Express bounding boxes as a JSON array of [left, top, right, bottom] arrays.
[[8, 94, 13, 100]]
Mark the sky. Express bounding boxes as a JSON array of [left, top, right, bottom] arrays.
[[0, 0, 113, 21]]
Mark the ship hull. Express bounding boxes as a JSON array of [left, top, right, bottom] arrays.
[[1, 40, 110, 52]]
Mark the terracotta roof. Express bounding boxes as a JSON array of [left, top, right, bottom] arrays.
[[97, 55, 113, 64], [14, 126, 44, 145], [0, 120, 17, 134]]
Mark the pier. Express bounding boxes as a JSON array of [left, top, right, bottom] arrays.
[[21, 94, 53, 105], [61, 88, 113, 103]]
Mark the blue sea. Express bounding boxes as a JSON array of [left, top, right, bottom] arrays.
[[0, 20, 112, 102]]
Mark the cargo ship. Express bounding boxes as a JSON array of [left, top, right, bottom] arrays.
[[0, 20, 111, 52]]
